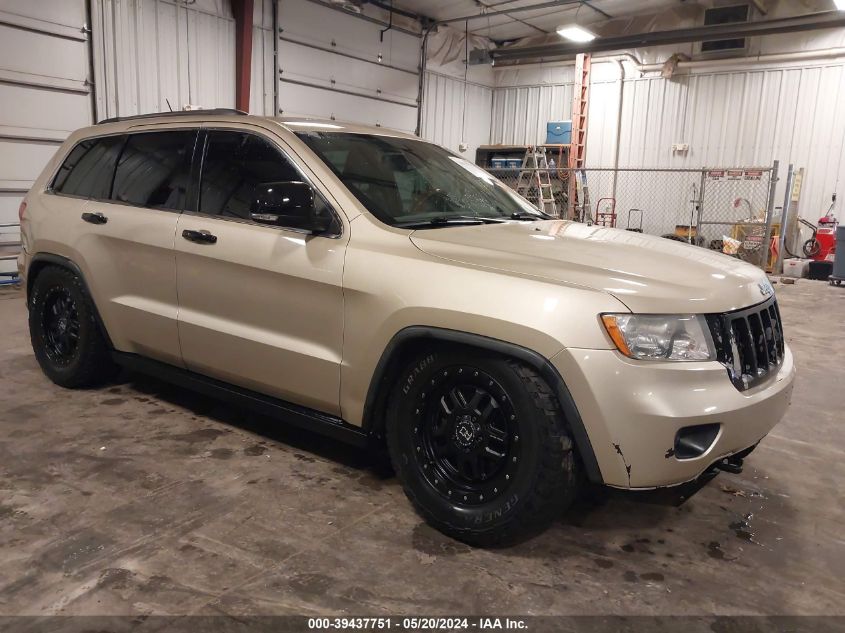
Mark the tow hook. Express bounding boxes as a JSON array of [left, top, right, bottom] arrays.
[[715, 455, 744, 474]]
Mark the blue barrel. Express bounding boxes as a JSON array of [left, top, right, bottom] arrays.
[[834, 226, 845, 279]]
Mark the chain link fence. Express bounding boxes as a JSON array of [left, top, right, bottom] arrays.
[[487, 164, 778, 270]]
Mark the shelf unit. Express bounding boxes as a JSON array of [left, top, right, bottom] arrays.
[[475, 144, 571, 168]]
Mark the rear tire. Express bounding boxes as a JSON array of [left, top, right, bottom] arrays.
[[386, 348, 580, 546], [29, 266, 117, 388]]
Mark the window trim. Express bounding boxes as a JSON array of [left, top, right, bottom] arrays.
[[189, 126, 344, 239]]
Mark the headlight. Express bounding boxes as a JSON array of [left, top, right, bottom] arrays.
[[601, 314, 715, 361]]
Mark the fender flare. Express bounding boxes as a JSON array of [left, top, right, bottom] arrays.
[[362, 326, 603, 484], [27, 252, 114, 349]]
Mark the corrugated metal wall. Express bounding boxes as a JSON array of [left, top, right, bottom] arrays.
[[490, 65, 576, 146], [612, 64, 845, 216], [490, 83, 573, 146], [492, 59, 845, 218], [277, 0, 419, 131], [0, 0, 92, 272], [420, 71, 492, 158], [91, 0, 275, 120]]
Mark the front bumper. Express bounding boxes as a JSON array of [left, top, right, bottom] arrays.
[[552, 344, 795, 488]]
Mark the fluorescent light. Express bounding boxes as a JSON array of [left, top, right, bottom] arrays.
[[556, 24, 596, 42]]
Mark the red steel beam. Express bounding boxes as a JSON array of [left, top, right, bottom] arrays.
[[232, 0, 254, 113]]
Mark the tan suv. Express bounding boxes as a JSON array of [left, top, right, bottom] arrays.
[[17, 110, 795, 545]]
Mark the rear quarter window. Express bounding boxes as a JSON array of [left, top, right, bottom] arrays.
[[52, 135, 125, 199]]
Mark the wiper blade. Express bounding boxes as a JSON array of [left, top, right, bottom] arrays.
[[510, 211, 545, 221], [395, 216, 489, 228]]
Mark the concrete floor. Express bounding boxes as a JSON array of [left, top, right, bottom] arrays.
[[0, 279, 844, 619]]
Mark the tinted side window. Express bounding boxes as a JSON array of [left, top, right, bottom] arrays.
[[112, 131, 197, 210], [52, 136, 124, 199], [199, 131, 300, 220]]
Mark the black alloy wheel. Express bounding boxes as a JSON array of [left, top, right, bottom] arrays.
[[417, 366, 519, 506], [40, 287, 81, 366]]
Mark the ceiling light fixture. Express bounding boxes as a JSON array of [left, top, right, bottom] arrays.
[[556, 24, 596, 42]]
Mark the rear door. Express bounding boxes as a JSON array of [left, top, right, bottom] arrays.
[[174, 126, 347, 415], [72, 128, 198, 366]]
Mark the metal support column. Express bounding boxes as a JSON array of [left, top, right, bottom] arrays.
[[232, 0, 255, 113], [776, 164, 795, 274], [761, 160, 780, 273], [695, 169, 707, 245]]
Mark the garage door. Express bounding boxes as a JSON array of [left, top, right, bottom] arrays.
[[0, 0, 92, 274], [89, 0, 276, 118], [93, 0, 229, 119], [277, 0, 419, 132]]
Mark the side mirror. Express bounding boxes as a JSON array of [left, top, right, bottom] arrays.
[[250, 181, 332, 234]]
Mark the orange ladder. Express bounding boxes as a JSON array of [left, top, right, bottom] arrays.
[[568, 53, 591, 219]]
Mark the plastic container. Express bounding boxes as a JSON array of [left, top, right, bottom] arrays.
[[782, 258, 810, 278], [808, 260, 833, 280], [546, 121, 572, 145], [490, 157, 508, 169]]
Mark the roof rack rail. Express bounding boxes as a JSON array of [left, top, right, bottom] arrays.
[[97, 108, 248, 125]]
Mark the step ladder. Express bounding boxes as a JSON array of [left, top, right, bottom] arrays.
[[516, 146, 557, 215], [568, 53, 591, 219], [575, 170, 592, 223]]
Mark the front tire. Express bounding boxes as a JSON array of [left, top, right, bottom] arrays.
[[386, 348, 580, 546], [29, 265, 117, 388]]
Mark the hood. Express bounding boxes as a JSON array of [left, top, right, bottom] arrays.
[[410, 220, 773, 314]]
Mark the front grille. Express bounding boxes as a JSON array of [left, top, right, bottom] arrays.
[[706, 296, 785, 391]]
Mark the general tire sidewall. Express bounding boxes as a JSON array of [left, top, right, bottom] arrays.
[[388, 350, 549, 534]]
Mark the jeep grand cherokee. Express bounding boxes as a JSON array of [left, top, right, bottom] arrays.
[[17, 110, 795, 545]]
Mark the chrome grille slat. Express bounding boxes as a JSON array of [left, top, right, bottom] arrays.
[[760, 309, 778, 365], [747, 312, 769, 371], [771, 303, 785, 357]]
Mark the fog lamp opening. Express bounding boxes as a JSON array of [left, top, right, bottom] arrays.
[[674, 424, 721, 460]]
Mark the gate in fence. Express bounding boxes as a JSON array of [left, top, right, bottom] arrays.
[[487, 163, 779, 271]]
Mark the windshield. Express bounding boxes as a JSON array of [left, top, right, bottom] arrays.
[[295, 132, 545, 228]]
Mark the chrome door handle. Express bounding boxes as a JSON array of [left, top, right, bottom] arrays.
[[81, 212, 108, 225], [182, 229, 217, 244]]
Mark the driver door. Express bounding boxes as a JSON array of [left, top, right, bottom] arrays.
[[174, 127, 347, 415]]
